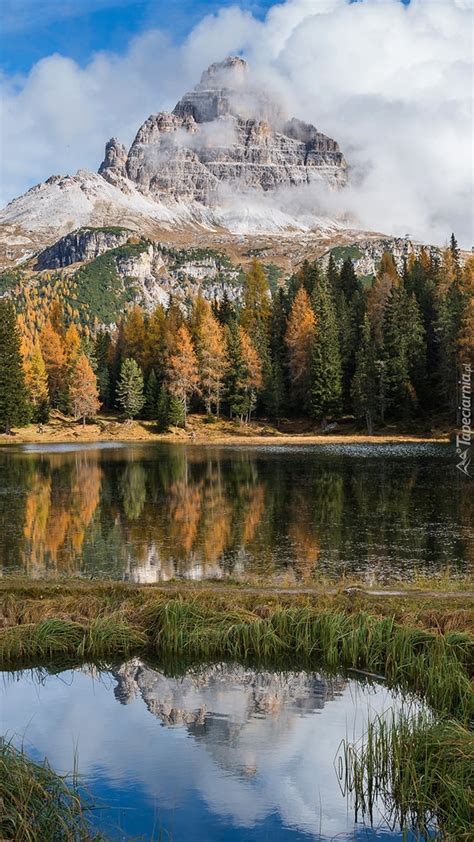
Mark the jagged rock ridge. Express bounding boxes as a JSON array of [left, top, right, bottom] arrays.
[[99, 56, 347, 203], [0, 55, 353, 268]]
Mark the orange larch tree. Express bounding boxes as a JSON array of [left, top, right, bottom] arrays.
[[69, 353, 101, 425], [166, 325, 200, 428], [285, 287, 316, 407], [239, 327, 263, 422], [39, 320, 66, 407], [24, 342, 49, 412], [195, 301, 228, 416]]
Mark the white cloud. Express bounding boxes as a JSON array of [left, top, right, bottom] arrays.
[[1, 0, 472, 244]]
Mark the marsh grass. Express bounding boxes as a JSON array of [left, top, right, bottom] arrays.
[[0, 617, 147, 664], [0, 593, 472, 719], [147, 601, 473, 720], [0, 739, 101, 841], [341, 711, 473, 840], [0, 584, 472, 840]]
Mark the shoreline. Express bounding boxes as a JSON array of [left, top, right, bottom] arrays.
[[0, 416, 452, 448]]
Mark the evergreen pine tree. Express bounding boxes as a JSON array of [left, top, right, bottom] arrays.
[[382, 287, 425, 419], [0, 299, 30, 433], [95, 330, 112, 408], [450, 233, 461, 281], [267, 289, 289, 423], [326, 252, 339, 297], [351, 314, 377, 434], [144, 369, 160, 419], [116, 358, 145, 419], [339, 258, 359, 301], [155, 384, 183, 430], [155, 384, 168, 430], [224, 322, 249, 421], [310, 275, 342, 421]]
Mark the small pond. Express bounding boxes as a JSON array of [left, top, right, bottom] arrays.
[[0, 661, 433, 840]]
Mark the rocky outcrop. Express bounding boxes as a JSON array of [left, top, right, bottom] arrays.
[[98, 138, 128, 182], [99, 56, 347, 204], [322, 237, 440, 277], [35, 226, 134, 269]]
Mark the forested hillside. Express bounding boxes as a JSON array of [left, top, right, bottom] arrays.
[[0, 235, 471, 434]]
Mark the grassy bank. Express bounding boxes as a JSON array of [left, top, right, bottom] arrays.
[[1, 578, 472, 839], [0, 740, 100, 841], [1, 579, 472, 719], [0, 411, 451, 446]]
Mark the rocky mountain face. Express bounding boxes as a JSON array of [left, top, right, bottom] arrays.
[[31, 227, 243, 318], [0, 56, 350, 268], [99, 56, 346, 204], [34, 226, 133, 270]]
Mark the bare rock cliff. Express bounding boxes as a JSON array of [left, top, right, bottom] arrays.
[[99, 56, 347, 203]]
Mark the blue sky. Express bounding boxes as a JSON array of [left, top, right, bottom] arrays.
[[1, 0, 276, 74], [1, 0, 413, 76]]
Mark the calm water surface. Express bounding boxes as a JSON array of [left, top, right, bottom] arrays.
[[1, 662, 429, 840], [0, 442, 470, 581]]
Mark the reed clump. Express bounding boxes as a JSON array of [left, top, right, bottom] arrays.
[[0, 740, 101, 841], [341, 711, 474, 840], [1, 592, 472, 719], [147, 600, 473, 720], [0, 617, 146, 664]]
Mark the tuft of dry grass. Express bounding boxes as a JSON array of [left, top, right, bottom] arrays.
[[0, 739, 102, 841]]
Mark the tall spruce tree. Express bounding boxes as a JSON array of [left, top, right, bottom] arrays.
[[351, 314, 377, 434], [0, 299, 30, 433], [339, 258, 359, 301], [382, 286, 425, 418], [144, 368, 160, 419], [224, 322, 249, 421], [95, 330, 112, 408], [116, 358, 145, 419], [267, 289, 289, 422], [310, 274, 342, 421]]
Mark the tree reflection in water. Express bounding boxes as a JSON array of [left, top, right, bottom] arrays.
[[0, 443, 470, 582]]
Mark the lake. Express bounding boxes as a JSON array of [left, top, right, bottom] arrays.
[[0, 441, 470, 582], [0, 661, 430, 841]]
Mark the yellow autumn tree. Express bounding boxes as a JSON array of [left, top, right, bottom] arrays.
[[69, 353, 101, 425], [285, 287, 316, 406], [124, 306, 147, 369], [194, 300, 228, 416], [64, 323, 81, 371], [458, 256, 474, 364], [144, 304, 166, 372], [239, 327, 263, 422], [166, 325, 200, 427], [39, 320, 66, 407], [24, 342, 49, 411]]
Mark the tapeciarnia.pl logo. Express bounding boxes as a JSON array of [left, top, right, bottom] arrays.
[[456, 363, 472, 478]]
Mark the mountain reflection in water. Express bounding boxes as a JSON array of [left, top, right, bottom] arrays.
[[0, 441, 470, 582], [1, 661, 422, 840]]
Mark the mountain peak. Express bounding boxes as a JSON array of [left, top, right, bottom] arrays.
[[0, 56, 349, 265], [197, 56, 249, 90]]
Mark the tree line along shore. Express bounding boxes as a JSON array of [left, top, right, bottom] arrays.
[[0, 234, 472, 437]]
